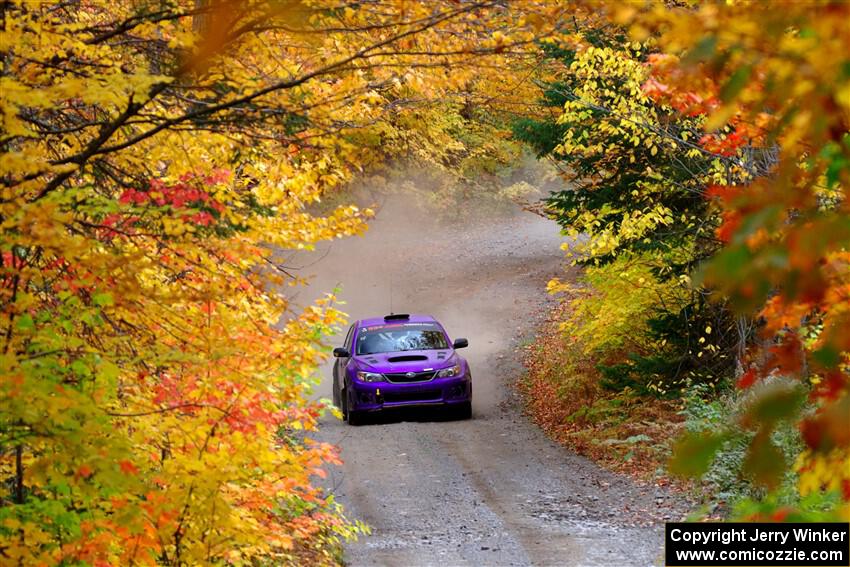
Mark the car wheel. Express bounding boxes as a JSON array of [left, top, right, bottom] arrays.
[[454, 401, 472, 420], [347, 409, 365, 426], [342, 387, 365, 425]]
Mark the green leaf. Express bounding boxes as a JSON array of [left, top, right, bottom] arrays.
[[743, 430, 785, 489], [720, 65, 752, 103], [748, 384, 805, 426], [71, 359, 90, 378], [669, 430, 728, 478], [15, 314, 34, 331], [683, 35, 717, 64], [812, 345, 841, 368], [701, 245, 751, 283], [100, 360, 121, 382], [92, 293, 113, 307]]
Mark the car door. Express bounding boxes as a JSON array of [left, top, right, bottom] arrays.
[[333, 324, 355, 406]]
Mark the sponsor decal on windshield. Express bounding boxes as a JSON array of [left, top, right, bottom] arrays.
[[362, 323, 437, 332]]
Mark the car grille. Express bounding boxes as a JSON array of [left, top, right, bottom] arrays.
[[383, 389, 442, 403], [384, 371, 436, 383]]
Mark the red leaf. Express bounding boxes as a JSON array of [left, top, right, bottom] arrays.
[[737, 368, 758, 389], [800, 418, 823, 450], [768, 335, 804, 375], [813, 370, 847, 401], [119, 460, 139, 475], [716, 211, 741, 243]]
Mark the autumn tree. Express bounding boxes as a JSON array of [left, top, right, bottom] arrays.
[[0, 1, 570, 563], [533, 1, 850, 519], [516, 28, 760, 400], [629, 1, 850, 520]]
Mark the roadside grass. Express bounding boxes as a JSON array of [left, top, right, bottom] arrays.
[[518, 302, 684, 483]]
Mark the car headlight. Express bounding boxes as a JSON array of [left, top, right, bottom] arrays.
[[356, 371, 384, 382], [436, 364, 461, 378]]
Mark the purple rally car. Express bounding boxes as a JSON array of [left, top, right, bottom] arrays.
[[331, 314, 472, 425]]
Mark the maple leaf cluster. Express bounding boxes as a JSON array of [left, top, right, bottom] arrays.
[[0, 1, 576, 564]]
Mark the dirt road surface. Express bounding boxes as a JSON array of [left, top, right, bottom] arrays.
[[290, 180, 686, 566]]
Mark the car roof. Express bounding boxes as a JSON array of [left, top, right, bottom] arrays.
[[356, 314, 439, 327]]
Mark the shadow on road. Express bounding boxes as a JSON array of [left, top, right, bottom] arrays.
[[350, 406, 472, 426]]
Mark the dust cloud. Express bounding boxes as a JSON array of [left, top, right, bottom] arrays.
[[279, 162, 566, 412]]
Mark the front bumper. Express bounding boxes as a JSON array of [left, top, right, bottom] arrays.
[[348, 375, 471, 412]]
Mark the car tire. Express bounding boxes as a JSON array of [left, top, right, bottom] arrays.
[[455, 401, 472, 420], [347, 409, 365, 426], [332, 373, 340, 409], [342, 388, 364, 425]]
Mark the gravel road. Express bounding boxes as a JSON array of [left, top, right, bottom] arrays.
[[291, 181, 687, 567]]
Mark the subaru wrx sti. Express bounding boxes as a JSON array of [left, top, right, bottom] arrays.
[[331, 314, 471, 425]]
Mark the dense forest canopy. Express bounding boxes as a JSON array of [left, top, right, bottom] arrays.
[[1, 0, 847, 564]]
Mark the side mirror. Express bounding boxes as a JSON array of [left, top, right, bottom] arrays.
[[333, 347, 350, 358], [452, 338, 468, 349]]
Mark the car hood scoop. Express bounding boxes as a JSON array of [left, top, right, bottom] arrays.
[[386, 354, 428, 363], [354, 350, 455, 373]]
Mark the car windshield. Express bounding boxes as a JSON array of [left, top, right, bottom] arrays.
[[356, 323, 449, 355]]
